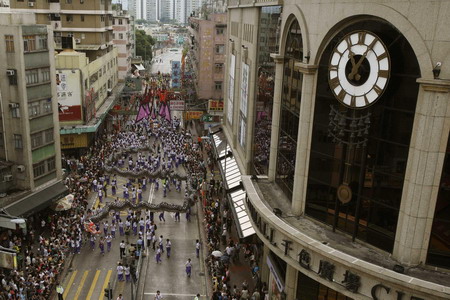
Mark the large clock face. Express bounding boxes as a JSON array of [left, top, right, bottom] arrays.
[[328, 31, 390, 108]]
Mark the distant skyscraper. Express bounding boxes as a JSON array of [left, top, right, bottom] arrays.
[[146, 0, 158, 22]]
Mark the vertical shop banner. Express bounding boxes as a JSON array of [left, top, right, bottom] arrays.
[[227, 54, 236, 125], [240, 63, 249, 117], [171, 60, 181, 88], [57, 70, 82, 122]]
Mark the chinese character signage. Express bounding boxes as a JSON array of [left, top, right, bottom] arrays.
[[208, 100, 224, 113], [57, 70, 82, 122], [171, 60, 181, 88], [227, 54, 235, 125], [240, 63, 249, 118], [185, 111, 203, 120], [170, 100, 185, 111]]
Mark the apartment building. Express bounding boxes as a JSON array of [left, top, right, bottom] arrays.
[[10, 0, 123, 154], [217, 0, 450, 300], [0, 13, 67, 220], [187, 13, 226, 101], [113, 10, 134, 81], [10, 0, 114, 64]]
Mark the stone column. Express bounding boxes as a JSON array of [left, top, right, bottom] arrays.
[[268, 54, 284, 182], [260, 244, 270, 287], [284, 264, 298, 300], [291, 63, 318, 215], [392, 79, 450, 266]]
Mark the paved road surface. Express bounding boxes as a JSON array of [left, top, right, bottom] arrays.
[[151, 49, 183, 74]]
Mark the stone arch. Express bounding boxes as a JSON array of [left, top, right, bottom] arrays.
[[313, 5, 432, 78], [278, 5, 309, 60]]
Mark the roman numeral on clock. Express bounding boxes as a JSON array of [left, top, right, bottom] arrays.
[[329, 77, 340, 89]]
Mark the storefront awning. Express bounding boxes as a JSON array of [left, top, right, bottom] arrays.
[[134, 64, 145, 71], [210, 126, 255, 239], [4, 181, 69, 217]]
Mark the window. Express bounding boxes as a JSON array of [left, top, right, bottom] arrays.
[[43, 99, 52, 113], [66, 15, 73, 22], [7, 70, 17, 85], [47, 157, 56, 172], [33, 161, 45, 177], [216, 28, 224, 35], [66, 0, 72, 3], [0, 133, 3, 148], [26, 69, 39, 85], [119, 19, 123, 25], [215, 63, 223, 73], [5, 35, 14, 52], [23, 35, 36, 52], [45, 128, 54, 143], [29, 101, 40, 117], [215, 81, 222, 91], [215, 44, 225, 54], [119, 33, 124, 39], [13, 134, 22, 149], [38, 35, 47, 50], [80, 15, 85, 22], [31, 132, 43, 148], [101, 16, 105, 22], [11, 106, 20, 118], [41, 68, 50, 82]]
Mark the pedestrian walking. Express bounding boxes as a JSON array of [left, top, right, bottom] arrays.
[[117, 294, 124, 300], [90, 235, 96, 251], [125, 264, 131, 282], [120, 240, 126, 259], [174, 211, 180, 222], [106, 234, 112, 252], [117, 263, 124, 281], [155, 290, 163, 300], [194, 294, 200, 300], [111, 224, 116, 238], [99, 237, 105, 255], [185, 258, 192, 277], [56, 282, 64, 300], [166, 239, 171, 258], [159, 211, 166, 222], [196, 239, 200, 258], [119, 220, 124, 236], [155, 247, 162, 263]]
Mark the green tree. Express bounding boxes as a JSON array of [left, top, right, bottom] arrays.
[[135, 29, 155, 62]]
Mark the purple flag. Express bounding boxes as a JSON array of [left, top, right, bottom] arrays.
[[159, 103, 165, 117], [135, 104, 149, 123], [144, 103, 150, 119], [164, 103, 171, 122]]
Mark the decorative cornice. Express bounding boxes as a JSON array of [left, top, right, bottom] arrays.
[[417, 78, 450, 93], [294, 62, 318, 75], [270, 53, 284, 64]]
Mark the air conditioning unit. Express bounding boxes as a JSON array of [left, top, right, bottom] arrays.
[[9, 103, 19, 108], [6, 70, 15, 76], [75, 38, 81, 44], [3, 175, 13, 182], [28, 2, 34, 7], [17, 165, 25, 172]]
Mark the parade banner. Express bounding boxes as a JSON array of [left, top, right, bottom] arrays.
[[171, 61, 181, 89], [123, 77, 142, 93]]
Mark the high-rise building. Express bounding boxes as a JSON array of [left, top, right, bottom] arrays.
[[145, 0, 158, 22], [187, 13, 226, 101], [0, 13, 67, 219], [218, 0, 450, 300], [113, 10, 134, 81]]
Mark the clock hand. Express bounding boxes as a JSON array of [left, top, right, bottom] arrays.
[[347, 50, 358, 80], [350, 38, 378, 81]]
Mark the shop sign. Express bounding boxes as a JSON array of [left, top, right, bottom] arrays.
[[61, 134, 88, 149], [0, 250, 16, 269], [170, 100, 185, 111], [185, 111, 203, 120], [208, 100, 224, 112]]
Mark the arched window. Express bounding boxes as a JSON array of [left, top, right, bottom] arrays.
[[305, 19, 420, 252], [275, 19, 303, 200]]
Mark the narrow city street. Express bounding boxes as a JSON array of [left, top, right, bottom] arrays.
[[151, 49, 183, 74]]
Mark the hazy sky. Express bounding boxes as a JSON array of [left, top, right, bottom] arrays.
[[113, 0, 128, 9]]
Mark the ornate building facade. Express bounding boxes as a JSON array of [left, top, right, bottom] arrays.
[[220, 1, 450, 299]]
